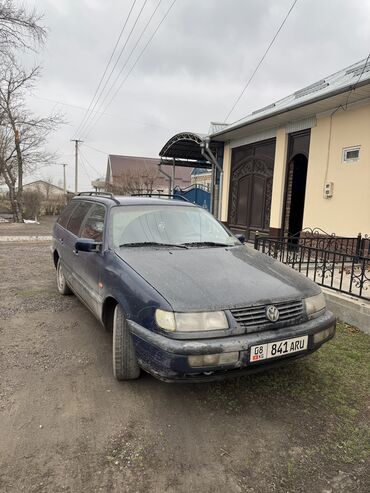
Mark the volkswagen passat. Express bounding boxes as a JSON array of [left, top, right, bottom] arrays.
[[52, 193, 336, 382]]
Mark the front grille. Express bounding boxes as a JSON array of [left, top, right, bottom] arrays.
[[230, 299, 304, 332]]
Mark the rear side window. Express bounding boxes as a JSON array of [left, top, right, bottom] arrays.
[[66, 201, 92, 236], [80, 204, 105, 241], [57, 202, 78, 229]]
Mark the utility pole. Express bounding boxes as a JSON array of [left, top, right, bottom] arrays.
[[58, 163, 68, 194], [71, 139, 83, 194]]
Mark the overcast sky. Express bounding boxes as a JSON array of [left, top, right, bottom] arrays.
[[22, 0, 370, 191]]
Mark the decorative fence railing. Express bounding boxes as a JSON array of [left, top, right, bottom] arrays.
[[254, 230, 370, 301]]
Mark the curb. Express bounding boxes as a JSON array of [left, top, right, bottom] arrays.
[[0, 235, 52, 242], [323, 288, 370, 334]]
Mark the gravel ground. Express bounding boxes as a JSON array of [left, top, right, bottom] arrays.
[[0, 216, 57, 236], [0, 243, 369, 493]]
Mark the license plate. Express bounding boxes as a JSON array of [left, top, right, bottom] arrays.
[[250, 335, 308, 362]]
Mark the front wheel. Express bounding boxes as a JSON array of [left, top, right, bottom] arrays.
[[113, 304, 140, 381], [56, 258, 72, 295]]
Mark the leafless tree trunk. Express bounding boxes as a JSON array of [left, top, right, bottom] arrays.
[[0, 64, 63, 221], [0, 1, 51, 221]]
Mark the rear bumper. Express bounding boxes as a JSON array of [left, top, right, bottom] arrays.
[[128, 310, 336, 382]]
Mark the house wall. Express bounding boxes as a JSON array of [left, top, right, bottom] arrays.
[[23, 182, 64, 197], [220, 102, 370, 237], [303, 103, 370, 236], [191, 173, 212, 190]]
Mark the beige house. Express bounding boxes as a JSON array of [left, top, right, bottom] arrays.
[[191, 168, 212, 190], [23, 180, 66, 198], [208, 58, 370, 239]]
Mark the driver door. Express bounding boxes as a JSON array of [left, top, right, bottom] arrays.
[[74, 203, 107, 317]]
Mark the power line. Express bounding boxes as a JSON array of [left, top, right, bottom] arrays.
[[77, 0, 150, 138], [79, 148, 102, 177], [35, 95, 173, 131], [74, 0, 138, 137], [79, 156, 92, 181], [224, 0, 300, 122], [81, 0, 164, 139], [82, 143, 109, 155], [83, 0, 177, 140]]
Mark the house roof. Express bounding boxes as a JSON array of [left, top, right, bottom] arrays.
[[109, 155, 160, 177], [107, 154, 192, 186], [211, 57, 370, 141], [23, 180, 65, 191]]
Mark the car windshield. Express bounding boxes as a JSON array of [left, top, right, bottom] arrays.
[[110, 204, 239, 248]]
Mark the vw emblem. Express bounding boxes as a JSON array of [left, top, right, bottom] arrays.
[[266, 305, 280, 322]]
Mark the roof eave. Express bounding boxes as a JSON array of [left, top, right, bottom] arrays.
[[211, 78, 370, 140]]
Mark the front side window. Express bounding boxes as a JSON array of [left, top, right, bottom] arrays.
[[80, 204, 105, 241], [110, 205, 238, 248], [66, 201, 92, 236]]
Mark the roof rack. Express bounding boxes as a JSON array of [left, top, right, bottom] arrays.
[[76, 191, 120, 204], [130, 193, 190, 203]]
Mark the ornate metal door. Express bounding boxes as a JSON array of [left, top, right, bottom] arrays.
[[228, 139, 275, 240]]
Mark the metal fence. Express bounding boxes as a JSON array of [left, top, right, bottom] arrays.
[[254, 231, 370, 301]]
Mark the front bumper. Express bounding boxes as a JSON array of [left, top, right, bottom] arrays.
[[128, 310, 336, 382]]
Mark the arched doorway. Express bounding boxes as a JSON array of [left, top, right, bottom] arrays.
[[284, 153, 308, 237]]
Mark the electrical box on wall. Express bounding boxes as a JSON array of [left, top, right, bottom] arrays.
[[324, 181, 334, 198]]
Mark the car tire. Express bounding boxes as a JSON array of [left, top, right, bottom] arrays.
[[56, 258, 72, 295], [112, 304, 140, 381]]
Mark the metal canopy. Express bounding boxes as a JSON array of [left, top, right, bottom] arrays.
[[159, 132, 210, 168]]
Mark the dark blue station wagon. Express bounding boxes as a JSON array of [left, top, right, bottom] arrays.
[[52, 192, 336, 382]]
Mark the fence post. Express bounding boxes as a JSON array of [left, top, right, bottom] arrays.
[[254, 230, 259, 250], [355, 232, 362, 258]]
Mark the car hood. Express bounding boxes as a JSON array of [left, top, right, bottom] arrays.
[[116, 245, 320, 311]]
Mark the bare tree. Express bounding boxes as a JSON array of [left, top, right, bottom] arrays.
[[108, 168, 158, 196], [0, 63, 63, 221], [0, 0, 46, 58], [42, 176, 55, 200]]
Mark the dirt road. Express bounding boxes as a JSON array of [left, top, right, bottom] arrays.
[[0, 242, 369, 493]]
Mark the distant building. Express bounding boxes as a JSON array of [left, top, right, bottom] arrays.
[[191, 168, 212, 191], [105, 154, 191, 194], [22, 180, 68, 216], [23, 180, 66, 198]]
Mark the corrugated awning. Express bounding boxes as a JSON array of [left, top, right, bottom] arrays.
[[159, 132, 211, 168]]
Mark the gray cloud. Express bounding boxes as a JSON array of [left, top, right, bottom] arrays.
[[22, 0, 370, 190]]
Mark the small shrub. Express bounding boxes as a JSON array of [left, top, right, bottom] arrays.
[[23, 190, 42, 220]]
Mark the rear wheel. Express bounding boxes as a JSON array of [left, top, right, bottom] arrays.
[[56, 258, 72, 295], [113, 304, 140, 381]]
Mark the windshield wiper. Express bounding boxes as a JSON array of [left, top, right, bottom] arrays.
[[181, 241, 231, 247], [119, 241, 188, 249]]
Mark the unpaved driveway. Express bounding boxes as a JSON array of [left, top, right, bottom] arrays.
[[0, 243, 369, 493]]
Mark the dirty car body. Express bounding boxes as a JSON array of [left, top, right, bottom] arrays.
[[52, 194, 336, 382]]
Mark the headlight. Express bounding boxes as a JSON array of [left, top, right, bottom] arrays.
[[304, 292, 326, 318], [155, 309, 229, 332]]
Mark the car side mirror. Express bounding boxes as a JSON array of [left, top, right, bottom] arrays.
[[75, 239, 101, 252], [235, 234, 245, 244]]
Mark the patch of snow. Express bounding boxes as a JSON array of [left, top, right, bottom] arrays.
[[23, 219, 40, 224]]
